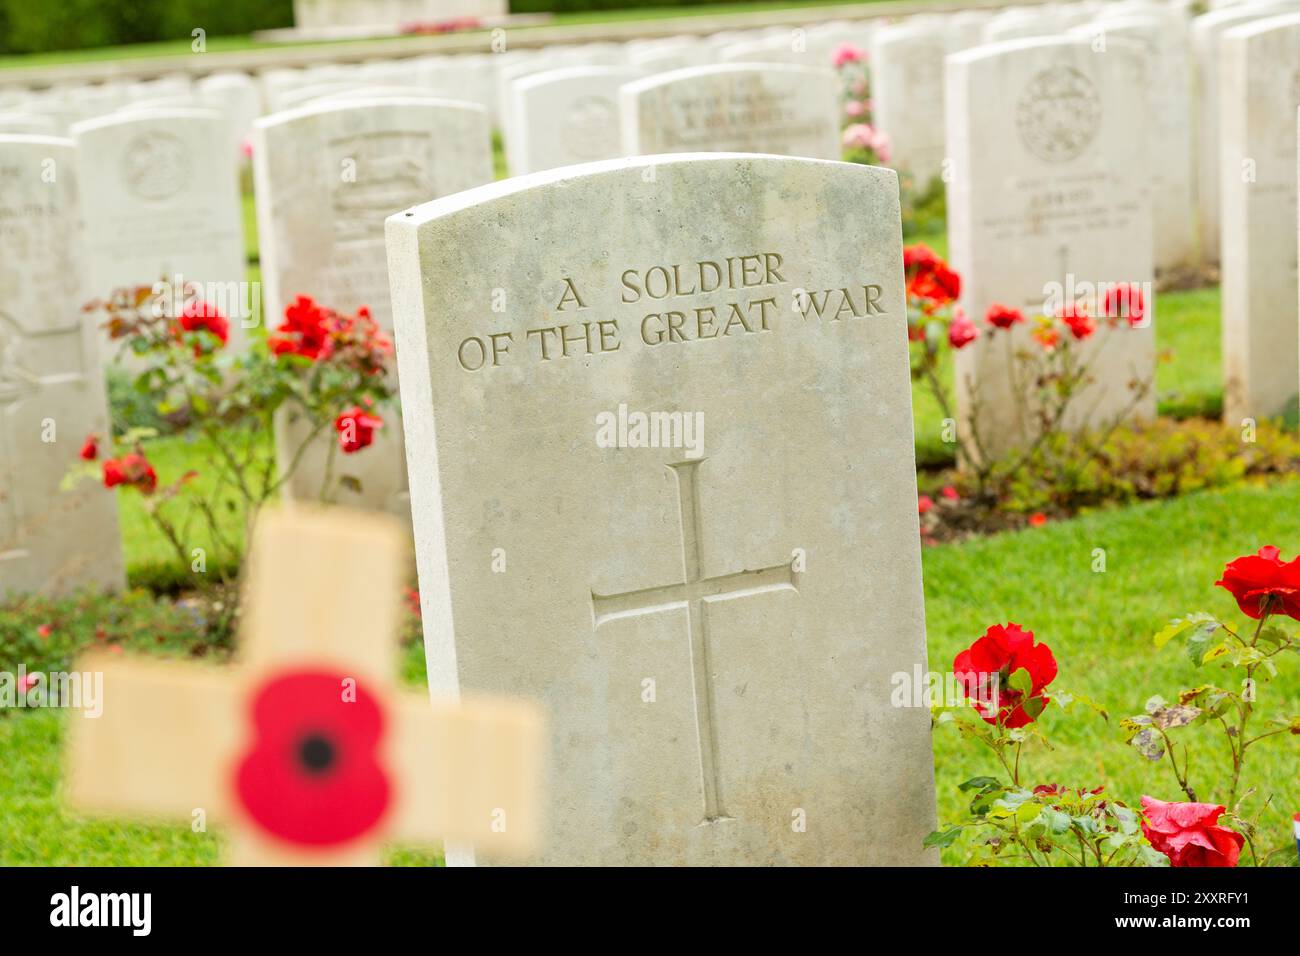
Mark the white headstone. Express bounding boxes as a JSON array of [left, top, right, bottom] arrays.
[[253, 96, 493, 512], [1072, 12, 1197, 272], [1191, 0, 1300, 263], [197, 72, 264, 162], [1220, 13, 1300, 421], [0, 113, 56, 135], [0, 135, 124, 599], [871, 22, 950, 185], [71, 109, 248, 360], [620, 65, 840, 160], [386, 153, 938, 866], [510, 67, 640, 174], [946, 37, 1157, 458]]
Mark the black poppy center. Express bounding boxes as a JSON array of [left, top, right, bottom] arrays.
[[297, 733, 337, 775]]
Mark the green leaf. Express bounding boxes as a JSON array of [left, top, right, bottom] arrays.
[[923, 827, 963, 849], [1257, 626, 1288, 647], [1154, 613, 1216, 648], [958, 776, 1002, 792], [1007, 667, 1034, 699]]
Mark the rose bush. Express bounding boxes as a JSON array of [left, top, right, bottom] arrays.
[[932, 547, 1300, 866], [67, 282, 398, 636]]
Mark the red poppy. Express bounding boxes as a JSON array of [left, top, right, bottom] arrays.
[[953, 623, 1057, 728], [269, 295, 334, 361], [1028, 512, 1048, 527], [1214, 546, 1300, 620], [79, 434, 98, 461], [1140, 796, 1243, 867], [178, 299, 230, 346], [1103, 283, 1146, 326], [335, 406, 383, 454], [941, 485, 960, 501], [102, 453, 157, 495], [918, 494, 935, 515], [948, 311, 979, 349], [235, 669, 391, 848], [984, 303, 1024, 329]]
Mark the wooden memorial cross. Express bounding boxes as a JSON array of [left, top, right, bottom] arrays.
[[65, 508, 544, 865], [590, 459, 800, 825]]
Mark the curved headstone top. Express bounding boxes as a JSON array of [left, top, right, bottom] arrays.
[[386, 153, 937, 866]]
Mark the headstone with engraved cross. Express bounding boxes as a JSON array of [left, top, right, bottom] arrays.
[[387, 153, 937, 865], [0, 135, 123, 600], [65, 508, 545, 865]]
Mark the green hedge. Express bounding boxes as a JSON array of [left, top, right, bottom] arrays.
[[0, 0, 294, 55]]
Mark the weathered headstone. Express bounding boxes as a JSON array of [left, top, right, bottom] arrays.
[[510, 67, 641, 174], [620, 65, 840, 160], [946, 37, 1156, 459], [1220, 13, 1300, 421], [71, 109, 248, 359], [254, 97, 492, 512], [386, 153, 937, 865], [0, 135, 124, 599]]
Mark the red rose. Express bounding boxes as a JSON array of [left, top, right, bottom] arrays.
[[984, 303, 1024, 330], [270, 295, 334, 361], [102, 458, 125, 489], [79, 434, 98, 461], [235, 670, 391, 848], [904, 245, 961, 306], [1214, 546, 1300, 620], [941, 485, 959, 500], [1140, 796, 1243, 867], [179, 299, 230, 346], [1059, 302, 1095, 341], [1103, 283, 1146, 326], [948, 311, 979, 349], [953, 623, 1057, 729], [335, 406, 383, 454], [102, 453, 157, 495], [918, 494, 934, 515]]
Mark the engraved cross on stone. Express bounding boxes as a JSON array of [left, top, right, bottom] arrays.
[[591, 459, 800, 824]]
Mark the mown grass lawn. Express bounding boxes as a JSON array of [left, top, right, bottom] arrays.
[[0, 0, 900, 69], [3, 479, 1297, 865]]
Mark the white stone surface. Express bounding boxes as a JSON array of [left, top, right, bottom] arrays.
[[1071, 11, 1197, 272], [253, 96, 492, 512], [71, 109, 248, 360], [1219, 13, 1300, 421], [0, 135, 124, 599], [387, 152, 937, 866], [871, 21, 950, 184], [511, 67, 641, 174], [946, 37, 1157, 458], [620, 64, 840, 160], [1191, 0, 1300, 263]]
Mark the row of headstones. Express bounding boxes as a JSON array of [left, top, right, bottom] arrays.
[[875, 0, 1300, 430], [4, 1, 1300, 595], [292, 0, 509, 31]]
